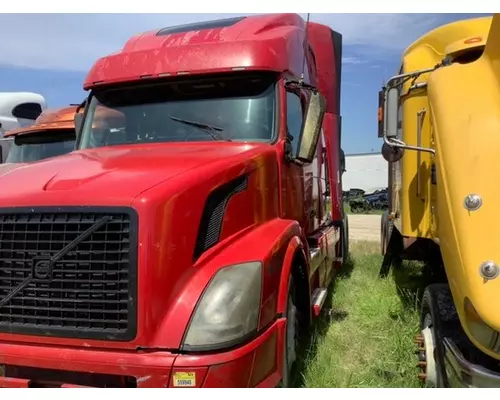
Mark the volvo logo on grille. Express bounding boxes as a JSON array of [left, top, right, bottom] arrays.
[[32, 257, 53, 281]]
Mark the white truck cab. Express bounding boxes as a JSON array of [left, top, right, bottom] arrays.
[[0, 92, 47, 162], [0, 92, 47, 135]]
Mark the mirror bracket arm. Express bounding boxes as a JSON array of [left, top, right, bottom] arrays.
[[384, 136, 435, 155], [382, 66, 442, 156], [284, 78, 319, 94]]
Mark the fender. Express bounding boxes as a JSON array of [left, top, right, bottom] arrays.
[[276, 236, 309, 315], [150, 218, 307, 350]]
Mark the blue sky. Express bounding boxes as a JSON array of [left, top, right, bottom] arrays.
[[0, 13, 490, 154]]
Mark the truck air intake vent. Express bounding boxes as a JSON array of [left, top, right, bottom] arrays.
[[156, 16, 246, 37], [0, 206, 138, 341], [193, 175, 248, 261]]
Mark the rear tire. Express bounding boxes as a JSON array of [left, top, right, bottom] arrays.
[[381, 211, 387, 255], [341, 212, 349, 264], [380, 211, 392, 256]]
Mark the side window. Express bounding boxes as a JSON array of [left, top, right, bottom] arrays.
[[286, 92, 304, 156], [12, 102, 43, 121]]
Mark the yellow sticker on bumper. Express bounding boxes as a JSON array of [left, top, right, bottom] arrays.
[[173, 372, 196, 387]]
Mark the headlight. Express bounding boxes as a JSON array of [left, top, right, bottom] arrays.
[[464, 298, 500, 352], [182, 261, 262, 351]]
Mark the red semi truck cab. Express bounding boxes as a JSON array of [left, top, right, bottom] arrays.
[[0, 14, 345, 388]]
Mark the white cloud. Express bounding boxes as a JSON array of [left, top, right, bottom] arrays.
[[312, 13, 442, 51], [342, 56, 366, 65], [0, 13, 457, 72]]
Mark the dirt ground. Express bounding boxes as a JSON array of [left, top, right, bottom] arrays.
[[348, 214, 380, 243]]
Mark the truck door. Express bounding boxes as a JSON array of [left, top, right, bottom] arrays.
[[281, 88, 331, 289], [282, 90, 321, 234]]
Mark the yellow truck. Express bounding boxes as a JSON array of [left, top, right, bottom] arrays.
[[379, 13, 500, 387]]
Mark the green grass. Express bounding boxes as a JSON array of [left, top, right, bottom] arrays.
[[295, 241, 427, 388]]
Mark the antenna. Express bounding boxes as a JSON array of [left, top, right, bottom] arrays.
[[300, 13, 311, 84]]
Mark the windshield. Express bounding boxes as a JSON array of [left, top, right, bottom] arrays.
[[0, 138, 12, 163], [6, 130, 76, 163], [78, 73, 277, 149]]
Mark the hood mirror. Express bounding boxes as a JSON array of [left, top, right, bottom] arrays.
[[382, 142, 404, 163]]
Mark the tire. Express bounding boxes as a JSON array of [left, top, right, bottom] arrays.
[[381, 211, 388, 255], [380, 211, 393, 256], [342, 212, 349, 264], [279, 276, 299, 388], [419, 284, 457, 388]]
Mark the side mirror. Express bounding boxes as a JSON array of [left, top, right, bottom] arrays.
[[12, 102, 43, 121], [74, 113, 84, 136], [295, 91, 326, 163], [384, 87, 399, 139]]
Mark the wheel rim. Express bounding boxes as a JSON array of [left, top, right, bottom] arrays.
[[417, 313, 438, 387]]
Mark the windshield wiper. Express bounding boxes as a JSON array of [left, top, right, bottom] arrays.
[[169, 116, 231, 142]]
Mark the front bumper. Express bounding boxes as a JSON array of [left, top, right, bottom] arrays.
[[444, 337, 500, 387], [0, 319, 285, 388]]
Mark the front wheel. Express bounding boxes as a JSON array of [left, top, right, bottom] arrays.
[[417, 284, 456, 388], [279, 276, 299, 388]]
